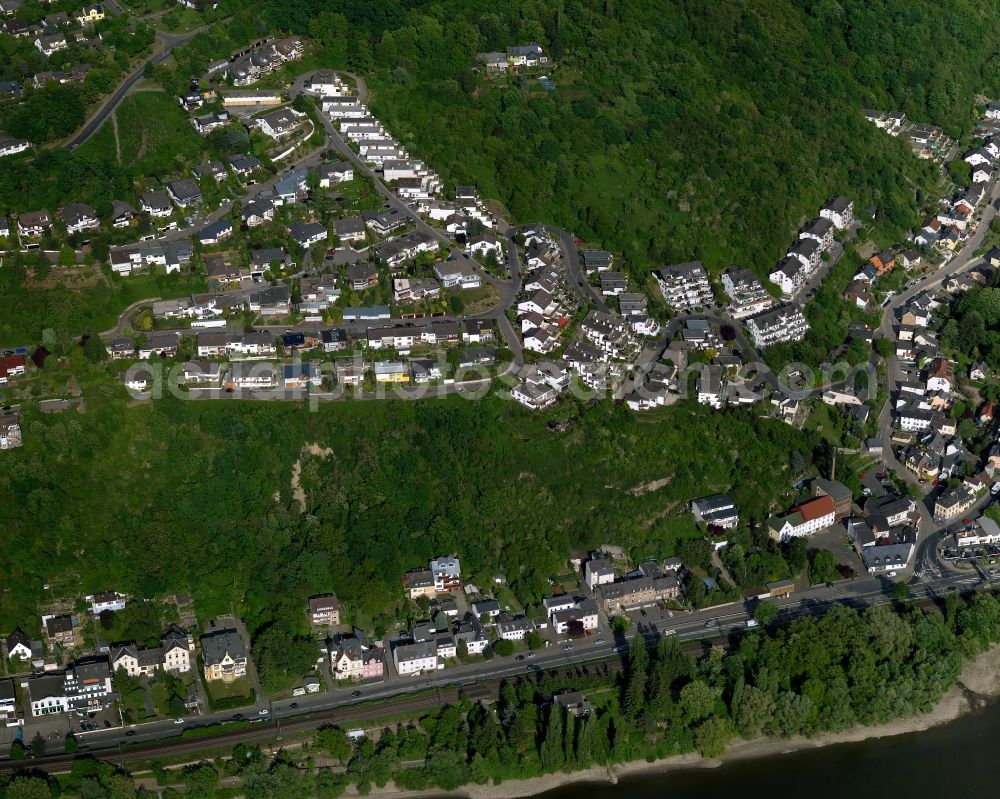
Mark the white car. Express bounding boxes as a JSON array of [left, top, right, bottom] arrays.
[[887, 571, 898, 578], [173, 718, 185, 725], [258, 708, 269, 716], [745, 619, 759, 629], [991, 482, 1000, 496]]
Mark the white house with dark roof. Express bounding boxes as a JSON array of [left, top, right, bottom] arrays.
[[820, 196, 853, 230], [288, 221, 328, 248], [140, 190, 172, 218], [59, 203, 101, 235], [255, 107, 305, 139], [652, 261, 712, 311], [746, 304, 809, 348]]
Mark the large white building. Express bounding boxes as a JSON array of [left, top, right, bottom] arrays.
[[393, 641, 439, 676], [746, 304, 809, 348], [652, 261, 713, 312], [429, 556, 461, 592], [721, 269, 774, 319], [766, 496, 836, 542], [820, 196, 854, 230]]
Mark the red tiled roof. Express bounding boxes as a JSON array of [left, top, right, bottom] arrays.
[[0, 355, 24, 373], [794, 495, 835, 521]]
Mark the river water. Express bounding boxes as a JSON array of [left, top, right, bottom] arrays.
[[537, 703, 1000, 798]]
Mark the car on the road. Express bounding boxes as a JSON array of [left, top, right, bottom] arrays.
[[258, 709, 269, 716], [527, 652, 536, 659], [516, 655, 525, 661], [289, 702, 299, 709], [704, 620, 714, 628], [125, 731, 136, 737], [232, 714, 244, 720], [351, 691, 362, 698], [887, 571, 897, 577], [992, 482, 1000, 496], [563, 644, 573, 651], [595, 638, 605, 645], [173, 718, 184, 725]]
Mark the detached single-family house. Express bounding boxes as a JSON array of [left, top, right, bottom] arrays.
[[288, 221, 328, 248], [241, 197, 274, 227], [17, 210, 50, 238], [76, 4, 104, 25], [140, 190, 173, 218], [167, 179, 202, 208], [34, 33, 67, 56], [200, 625, 247, 683], [197, 219, 233, 246], [308, 594, 341, 626], [228, 155, 262, 178], [255, 107, 305, 139], [191, 111, 230, 135], [110, 200, 137, 228], [434, 262, 481, 289]]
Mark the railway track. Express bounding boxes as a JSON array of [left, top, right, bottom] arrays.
[[0, 654, 642, 775]]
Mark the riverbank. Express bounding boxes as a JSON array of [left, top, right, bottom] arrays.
[[351, 643, 1000, 799]]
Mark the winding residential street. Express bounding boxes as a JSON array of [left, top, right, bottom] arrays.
[[67, 23, 216, 150], [3, 558, 990, 775], [12, 61, 1000, 775], [873, 177, 1000, 548]]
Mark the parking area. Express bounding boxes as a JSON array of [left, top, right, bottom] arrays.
[[809, 525, 864, 577], [624, 602, 682, 629], [942, 543, 1000, 563]]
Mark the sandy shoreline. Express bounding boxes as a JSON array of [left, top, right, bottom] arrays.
[[350, 644, 1000, 799]]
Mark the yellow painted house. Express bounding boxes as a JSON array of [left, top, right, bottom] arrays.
[[372, 362, 410, 383], [76, 4, 104, 25]]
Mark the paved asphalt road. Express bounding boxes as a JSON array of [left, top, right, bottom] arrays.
[[873, 176, 1000, 541], [66, 24, 214, 149], [36, 562, 988, 763], [17, 68, 1000, 768]]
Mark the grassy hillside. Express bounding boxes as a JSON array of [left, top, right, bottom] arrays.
[[0, 363, 819, 636], [262, 0, 1000, 277]]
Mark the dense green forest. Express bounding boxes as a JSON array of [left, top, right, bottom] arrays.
[[6, 591, 1000, 798], [0, 353, 820, 638], [226, 0, 1000, 279], [10, 0, 991, 278], [938, 278, 1000, 378]]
